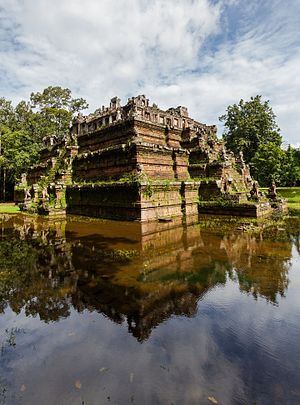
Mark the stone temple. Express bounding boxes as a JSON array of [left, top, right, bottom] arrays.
[[15, 95, 287, 220]]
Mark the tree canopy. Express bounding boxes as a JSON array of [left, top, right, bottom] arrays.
[[219, 95, 282, 164], [0, 86, 88, 200], [30, 86, 89, 141], [251, 142, 286, 186], [220, 95, 299, 186]]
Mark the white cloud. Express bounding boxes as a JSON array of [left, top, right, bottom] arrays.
[[0, 0, 299, 145]]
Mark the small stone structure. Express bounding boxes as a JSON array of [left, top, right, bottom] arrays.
[[15, 95, 287, 220]]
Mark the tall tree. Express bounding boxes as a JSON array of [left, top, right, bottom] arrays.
[[220, 95, 282, 164], [0, 97, 15, 127], [30, 86, 88, 112], [251, 142, 286, 186], [293, 147, 300, 183], [0, 87, 88, 200], [0, 98, 16, 200], [0, 126, 39, 178], [30, 86, 88, 140], [281, 145, 300, 186]]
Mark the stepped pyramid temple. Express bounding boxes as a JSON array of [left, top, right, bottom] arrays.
[[15, 95, 287, 220]]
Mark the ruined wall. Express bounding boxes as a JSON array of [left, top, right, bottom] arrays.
[[134, 120, 182, 148], [73, 119, 190, 183], [66, 183, 141, 220], [198, 202, 273, 218], [72, 145, 136, 182], [26, 161, 53, 185], [66, 181, 199, 222], [39, 144, 61, 163], [77, 120, 134, 154], [72, 143, 188, 182]]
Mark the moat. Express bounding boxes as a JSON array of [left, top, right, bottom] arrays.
[[0, 213, 300, 405]]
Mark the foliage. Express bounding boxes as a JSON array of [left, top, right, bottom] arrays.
[[280, 146, 300, 186], [0, 86, 88, 200], [0, 235, 70, 320], [251, 144, 300, 187], [220, 96, 300, 186], [30, 86, 88, 113], [30, 86, 88, 141], [0, 125, 40, 179], [220, 95, 282, 164], [294, 148, 300, 167], [0, 98, 15, 127], [251, 142, 286, 186]]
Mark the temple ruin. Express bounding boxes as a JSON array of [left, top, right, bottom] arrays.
[[15, 95, 287, 220]]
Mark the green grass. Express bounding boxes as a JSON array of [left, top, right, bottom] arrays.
[[277, 187, 300, 215], [0, 204, 20, 213]]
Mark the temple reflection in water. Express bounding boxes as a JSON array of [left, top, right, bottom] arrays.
[[0, 214, 294, 341]]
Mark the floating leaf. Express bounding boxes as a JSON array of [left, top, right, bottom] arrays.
[[75, 380, 82, 389], [208, 396, 218, 404]]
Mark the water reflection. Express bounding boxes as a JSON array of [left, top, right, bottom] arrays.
[[1, 214, 300, 405], [0, 214, 295, 341]]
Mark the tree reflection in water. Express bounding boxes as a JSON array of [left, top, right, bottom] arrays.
[[0, 214, 298, 341]]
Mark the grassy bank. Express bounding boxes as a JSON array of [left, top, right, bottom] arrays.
[[0, 203, 20, 213], [277, 187, 300, 215]]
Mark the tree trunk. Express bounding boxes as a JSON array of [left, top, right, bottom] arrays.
[[3, 168, 6, 202]]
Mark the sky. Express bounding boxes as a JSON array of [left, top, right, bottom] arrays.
[[0, 0, 300, 146]]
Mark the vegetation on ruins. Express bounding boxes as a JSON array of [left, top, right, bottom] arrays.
[[1, 88, 299, 203], [0, 87, 88, 201], [220, 95, 300, 186]]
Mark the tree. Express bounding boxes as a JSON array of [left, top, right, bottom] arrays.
[[1, 127, 39, 175], [251, 142, 286, 186], [294, 148, 300, 167], [0, 86, 88, 200], [0, 98, 15, 200], [281, 145, 300, 186], [295, 148, 300, 185], [30, 86, 88, 113], [30, 86, 88, 140], [220, 95, 282, 164], [14, 101, 33, 130], [0, 97, 15, 127], [0, 125, 40, 199]]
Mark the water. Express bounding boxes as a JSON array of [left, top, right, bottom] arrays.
[[0, 214, 299, 405]]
